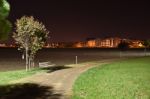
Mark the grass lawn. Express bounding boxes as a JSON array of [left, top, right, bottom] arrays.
[[0, 68, 46, 85], [72, 57, 150, 99]]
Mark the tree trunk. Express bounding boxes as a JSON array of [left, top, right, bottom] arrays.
[[29, 56, 31, 70], [32, 55, 35, 68], [28, 54, 35, 69], [25, 46, 28, 71]]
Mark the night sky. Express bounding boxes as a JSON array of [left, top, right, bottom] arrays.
[[8, 0, 150, 42]]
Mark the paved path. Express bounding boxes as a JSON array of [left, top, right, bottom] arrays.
[[13, 59, 121, 99]]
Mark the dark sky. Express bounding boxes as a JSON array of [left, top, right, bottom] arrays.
[[8, 0, 150, 42]]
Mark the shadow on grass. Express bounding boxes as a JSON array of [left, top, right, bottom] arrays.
[[41, 65, 71, 73], [0, 83, 62, 99]]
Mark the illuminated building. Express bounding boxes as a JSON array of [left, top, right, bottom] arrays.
[[87, 40, 96, 47], [129, 40, 144, 48], [86, 37, 121, 48]]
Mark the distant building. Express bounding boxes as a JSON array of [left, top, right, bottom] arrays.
[[129, 40, 144, 48], [87, 40, 96, 47], [75, 42, 86, 48], [86, 37, 121, 48]]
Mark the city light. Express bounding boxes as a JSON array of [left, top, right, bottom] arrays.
[[0, 37, 145, 48]]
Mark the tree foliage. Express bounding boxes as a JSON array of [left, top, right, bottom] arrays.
[[118, 41, 129, 51], [0, 0, 11, 40], [142, 40, 150, 56], [143, 40, 150, 48], [13, 16, 49, 70]]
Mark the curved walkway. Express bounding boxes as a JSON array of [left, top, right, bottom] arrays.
[[13, 59, 121, 99]]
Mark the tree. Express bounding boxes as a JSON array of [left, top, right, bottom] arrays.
[[0, 0, 11, 40], [118, 41, 129, 57], [13, 16, 49, 71], [142, 40, 150, 56], [118, 41, 129, 51]]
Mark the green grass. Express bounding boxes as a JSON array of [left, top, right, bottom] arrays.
[[72, 57, 150, 99], [0, 68, 46, 85]]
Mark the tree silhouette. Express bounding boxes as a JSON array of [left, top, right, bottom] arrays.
[[118, 41, 129, 51], [118, 41, 129, 57], [142, 40, 150, 56]]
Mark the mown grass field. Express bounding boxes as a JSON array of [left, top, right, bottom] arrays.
[[0, 68, 46, 85], [72, 57, 150, 99]]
